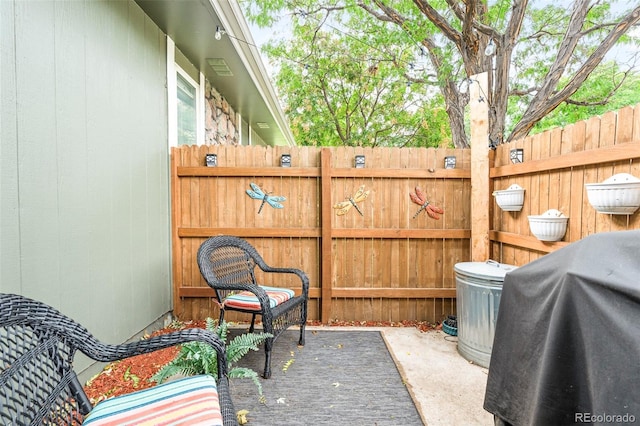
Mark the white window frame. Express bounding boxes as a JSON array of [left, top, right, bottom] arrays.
[[167, 36, 204, 147]]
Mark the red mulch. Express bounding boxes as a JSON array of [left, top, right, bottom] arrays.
[[83, 319, 438, 404]]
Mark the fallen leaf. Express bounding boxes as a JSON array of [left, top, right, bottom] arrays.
[[236, 409, 249, 425], [123, 367, 140, 388], [282, 358, 295, 372], [276, 397, 286, 404]]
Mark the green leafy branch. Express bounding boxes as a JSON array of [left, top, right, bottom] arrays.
[[152, 318, 272, 396]]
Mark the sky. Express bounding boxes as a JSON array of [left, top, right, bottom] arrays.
[[247, 18, 289, 75]]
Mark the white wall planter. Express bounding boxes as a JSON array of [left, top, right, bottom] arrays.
[[528, 209, 568, 242], [585, 173, 640, 215], [493, 184, 525, 212]]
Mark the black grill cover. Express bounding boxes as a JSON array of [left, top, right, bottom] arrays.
[[484, 230, 640, 425]]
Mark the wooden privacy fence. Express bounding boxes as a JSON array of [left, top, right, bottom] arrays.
[[171, 103, 640, 324], [489, 104, 640, 265], [171, 145, 470, 323]]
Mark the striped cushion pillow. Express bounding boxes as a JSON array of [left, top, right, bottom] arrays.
[[83, 375, 223, 426], [223, 286, 295, 311]]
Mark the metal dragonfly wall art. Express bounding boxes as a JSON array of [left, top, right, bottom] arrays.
[[246, 183, 286, 214], [409, 186, 444, 219], [333, 185, 370, 216]]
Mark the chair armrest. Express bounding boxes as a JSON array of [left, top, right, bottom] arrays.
[[0, 293, 229, 380], [75, 328, 230, 380], [256, 265, 310, 298]]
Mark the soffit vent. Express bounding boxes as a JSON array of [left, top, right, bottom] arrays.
[[207, 58, 233, 76], [256, 122, 270, 128]]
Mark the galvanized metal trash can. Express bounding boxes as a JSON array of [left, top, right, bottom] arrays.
[[454, 260, 517, 368]]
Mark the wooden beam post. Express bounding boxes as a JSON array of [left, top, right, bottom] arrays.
[[320, 148, 333, 322], [170, 148, 183, 318], [469, 72, 490, 261]]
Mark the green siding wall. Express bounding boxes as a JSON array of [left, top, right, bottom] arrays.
[[1, 0, 171, 373]]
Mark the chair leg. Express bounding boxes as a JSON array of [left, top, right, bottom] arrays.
[[298, 323, 306, 346], [263, 337, 273, 379], [249, 313, 256, 333], [218, 309, 225, 324]]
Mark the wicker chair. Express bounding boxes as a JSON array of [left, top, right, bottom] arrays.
[[0, 293, 238, 426], [197, 235, 309, 379]]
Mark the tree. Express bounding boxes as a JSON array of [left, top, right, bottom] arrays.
[[245, 1, 640, 148], [260, 11, 451, 147], [529, 61, 640, 134]]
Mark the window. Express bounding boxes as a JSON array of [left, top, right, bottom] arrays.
[[167, 36, 204, 147], [176, 70, 197, 146]]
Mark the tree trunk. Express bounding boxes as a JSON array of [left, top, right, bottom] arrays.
[[444, 82, 469, 148]]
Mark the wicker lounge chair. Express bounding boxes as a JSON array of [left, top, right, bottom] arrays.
[[0, 293, 238, 425], [197, 235, 309, 379]]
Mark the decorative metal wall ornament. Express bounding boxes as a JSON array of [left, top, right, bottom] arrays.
[[333, 185, 370, 216], [246, 183, 286, 214], [409, 186, 444, 220]]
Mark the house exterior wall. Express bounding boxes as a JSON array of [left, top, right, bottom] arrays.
[[1, 0, 172, 374], [204, 80, 240, 146]]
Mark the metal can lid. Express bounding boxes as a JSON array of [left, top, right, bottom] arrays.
[[454, 260, 517, 282]]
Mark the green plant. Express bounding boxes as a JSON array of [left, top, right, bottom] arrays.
[[152, 318, 272, 396]]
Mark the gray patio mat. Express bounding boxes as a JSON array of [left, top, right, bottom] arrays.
[[229, 329, 424, 425]]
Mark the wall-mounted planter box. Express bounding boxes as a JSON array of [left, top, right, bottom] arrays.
[[585, 173, 640, 215], [528, 209, 568, 242], [493, 184, 525, 212]]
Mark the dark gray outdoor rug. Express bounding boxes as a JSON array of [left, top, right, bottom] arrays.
[[228, 329, 424, 425]]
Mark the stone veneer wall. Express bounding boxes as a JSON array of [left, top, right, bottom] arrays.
[[204, 81, 239, 146]]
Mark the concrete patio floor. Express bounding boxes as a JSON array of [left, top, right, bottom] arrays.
[[307, 326, 493, 426], [382, 327, 493, 426]]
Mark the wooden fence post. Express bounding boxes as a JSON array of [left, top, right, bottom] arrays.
[[470, 72, 490, 261], [320, 148, 333, 322]]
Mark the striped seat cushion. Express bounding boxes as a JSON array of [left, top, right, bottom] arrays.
[[223, 286, 295, 311], [83, 375, 223, 426]]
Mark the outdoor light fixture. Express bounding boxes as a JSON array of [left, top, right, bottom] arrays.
[[510, 148, 524, 164], [215, 26, 226, 41], [459, 78, 472, 94], [280, 154, 291, 167], [484, 39, 496, 56], [205, 153, 218, 167], [355, 155, 365, 168], [458, 77, 488, 103], [444, 156, 457, 169]]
